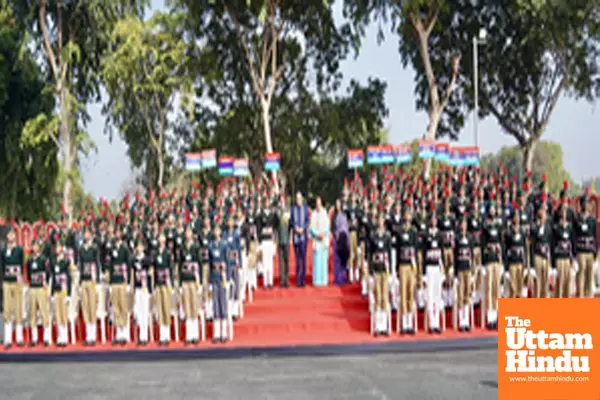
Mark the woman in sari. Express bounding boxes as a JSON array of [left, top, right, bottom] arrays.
[[332, 199, 349, 286], [310, 197, 330, 287]]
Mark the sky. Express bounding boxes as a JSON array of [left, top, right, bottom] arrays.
[[81, 0, 599, 200]]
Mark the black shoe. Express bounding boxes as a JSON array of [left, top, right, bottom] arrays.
[[465, 326, 472, 332], [29, 342, 37, 348], [392, 309, 397, 314], [409, 329, 416, 335], [137, 340, 143, 346], [362, 294, 367, 299], [17, 342, 24, 348], [207, 318, 213, 323], [233, 316, 239, 322], [112, 339, 119, 345], [4, 344, 11, 350], [212, 338, 219, 344], [436, 329, 443, 334], [43, 341, 50, 347], [221, 338, 227, 343], [400, 329, 406, 335], [192, 339, 199, 345], [374, 332, 380, 337], [120, 340, 127, 346], [383, 331, 390, 337]]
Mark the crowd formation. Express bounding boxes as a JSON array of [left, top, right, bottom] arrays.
[[0, 166, 598, 349], [343, 166, 599, 336]]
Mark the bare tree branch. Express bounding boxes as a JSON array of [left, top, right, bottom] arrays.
[[440, 54, 461, 111], [39, 0, 60, 81]]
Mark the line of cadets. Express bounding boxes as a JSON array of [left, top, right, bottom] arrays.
[[0, 178, 285, 349], [339, 166, 598, 336]]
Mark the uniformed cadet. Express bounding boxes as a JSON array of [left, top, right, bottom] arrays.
[[224, 215, 242, 320], [396, 201, 417, 335], [78, 228, 101, 345], [482, 200, 503, 330], [257, 196, 276, 289], [552, 205, 575, 298], [387, 199, 402, 313], [198, 217, 213, 320], [1, 227, 25, 348], [51, 241, 71, 347], [574, 188, 598, 298], [209, 225, 229, 343], [26, 240, 51, 347], [469, 199, 483, 306], [132, 238, 152, 345], [358, 198, 373, 297], [439, 195, 456, 309], [109, 226, 131, 345], [530, 202, 552, 298], [180, 226, 201, 344], [347, 195, 360, 283], [371, 211, 391, 336], [454, 214, 473, 331], [244, 203, 259, 295], [423, 208, 443, 334], [154, 233, 173, 345], [504, 208, 527, 299]]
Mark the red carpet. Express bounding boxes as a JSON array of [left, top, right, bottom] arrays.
[[1, 236, 496, 356]]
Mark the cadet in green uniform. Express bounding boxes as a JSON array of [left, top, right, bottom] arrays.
[[552, 206, 575, 298], [347, 194, 360, 283], [482, 200, 503, 330], [357, 199, 372, 297], [27, 240, 51, 346], [574, 188, 598, 298], [454, 214, 473, 331], [371, 212, 391, 336], [180, 227, 201, 344], [1, 228, 25, 348], [531, 203, 552, 298], [396, 201, 417, 335], [504, 209, 527, 299], [51, 241, 71, 347], [78, 228, 101, 345], [154, 233, 173, 345], [109, 227, 131, 345]]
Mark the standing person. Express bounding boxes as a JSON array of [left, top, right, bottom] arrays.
[[574, 188, 598, 298], [396, 201, 418, 334], [482, 201, 503, 330], [180, 227, 201, 344], [424, 209, 444, 334], [347, 194, 360, 283], [26, 240, 51, 347], [504, 208, 527, 299], [78, 227, 101, 346], [276, 196, 291, 288], [454, 214, 473, 332], [332, 199, 350, 286], [209, 226, 229, 343], [371, 211, 391, 336], [531, 203, 552, 298], [290, 192, 309, 287], [109, 227, 131, 345], [224, 216, 241, 320], [553, 205, 575, 298], [257, 196, 276, 289], [51, 241, 71, 347], [154, 233, 173, 345], [132, 238, 152, 346], [310, 196, 330, 287], [1, 227, 25, 348]]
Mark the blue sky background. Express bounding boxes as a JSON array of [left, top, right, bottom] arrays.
[[81, 0, 599, 200]]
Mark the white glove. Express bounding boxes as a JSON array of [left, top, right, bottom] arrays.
[[66, 296, 71, 305], [503, 271, 510, 281], [422, 276, 428, 286], [197, 285, 202, 295], [573, 262, 579, 273], [594, 262, 599, 272], [528, 268, 537, 278], [126, 285, 131, 294], [479, 266, 487, 277], [550, 269, 558, 279]]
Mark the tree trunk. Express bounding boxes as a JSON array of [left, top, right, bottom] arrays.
[[261, 104, 279, 192], [522, 140, 537, 175], [59, 86, 73, 226], [423, 107, 442, 179], [156, 148, 164, 189]]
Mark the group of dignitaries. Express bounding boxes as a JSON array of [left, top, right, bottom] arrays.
[[0, 178, 305, 349], [339, 166, 599, 336]]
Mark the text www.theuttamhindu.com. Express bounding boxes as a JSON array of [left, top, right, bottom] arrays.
[[509, 376, 590, 383]]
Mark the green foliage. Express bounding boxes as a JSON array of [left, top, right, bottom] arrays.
[[0, 0, 59, 220], [102, 12, 192, 190], [481, 141, 578, 195]]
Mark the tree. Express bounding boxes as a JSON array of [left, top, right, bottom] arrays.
[[15, 0, 147, 222], [173, 0, 352, 187], [0, 0, 58, 220], [480, 141, 578, 195], [344, 0, 462, 176], [101, 12, 192, 190], [428, 0, 600, 171]]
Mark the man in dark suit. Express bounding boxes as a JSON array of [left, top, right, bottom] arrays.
[[291, 193, 309, 287]]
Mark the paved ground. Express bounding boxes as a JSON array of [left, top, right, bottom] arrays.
[[0, 349, 498, 400]]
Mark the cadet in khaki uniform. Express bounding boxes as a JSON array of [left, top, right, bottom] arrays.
[[180, 227, 201, 344], [51, 241, 71, 347], [552, 206, 575, 298], [371, 211, 391, 336], [531, 202, 552, 298], [26, 240, 51, 346], [574, 188, 598, 298], [1, 227, 25, 348], [109, 226, 131, 345], [153, 233, 173, 345], [198, 218, 213, 320], [482, 200, 503, 330], [504, 209, 527, 299], [454, 214, 473, 332], [396, 201, 417, 335], [78, 228, 101, 346], [132, 238, 152, 346]]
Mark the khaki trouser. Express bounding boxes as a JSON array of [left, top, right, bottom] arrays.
[[473, 247, 482, 295], [457, 270, 471, 308], [81, 281, 97, 324], [155, 285, 172, 326], [509, 264, 524, 298], [182, 281, 198, 320], [29, 287, 49, 328], [399, 265, 415, 315], [248, 241, 259, 269], [349, 231, 358, 270], [443, 248, 454, 285], [374, 272, 389, 311], [576, 253, 595, 298], [485, 262, 502, 311], [555, 258, 572, 298], [417, 251, 423, 288], [534, 255, 550, 298], [360, 242, 368, 280], [110, 284, 128, 328], [202, 263, 211, 303], [3, 282, 23, 324], [53, 291, 68, 326]]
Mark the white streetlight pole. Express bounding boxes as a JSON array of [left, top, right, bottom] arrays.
[[472, 28, 487, 148]]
